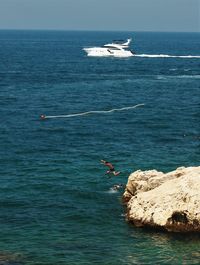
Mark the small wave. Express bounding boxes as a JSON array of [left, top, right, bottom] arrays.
[[177, 75, 200, 79], [135, 54, 200, 59], [0, 71, 22, 74], [156, 76, 167, 80], [156, 74, 200, 80], [37, 128, 67, 133]]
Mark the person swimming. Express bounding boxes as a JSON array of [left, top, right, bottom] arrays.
[[112, 184, 124, 191], [100, 160, 121, 176]]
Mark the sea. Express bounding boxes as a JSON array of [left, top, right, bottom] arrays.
[[0, 30, 199, 265]]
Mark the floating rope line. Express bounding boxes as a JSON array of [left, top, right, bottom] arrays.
[[40, 103, 145, 120]]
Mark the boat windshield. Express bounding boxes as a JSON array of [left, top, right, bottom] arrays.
[[102, 45, 121, 50]]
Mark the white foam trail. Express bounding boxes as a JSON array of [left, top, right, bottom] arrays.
[[43, 103, 145, 119], [107, 189, 118, 194], [135, 54, 200, 59]]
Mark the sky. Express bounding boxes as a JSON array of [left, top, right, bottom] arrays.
[[0, 0, 199, 32]]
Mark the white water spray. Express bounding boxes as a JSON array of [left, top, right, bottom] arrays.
[[135, 54, 200, 59], [40, 103, 145, 120]]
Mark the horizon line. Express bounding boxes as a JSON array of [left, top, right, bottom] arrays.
[[0, 28, 199, 34]]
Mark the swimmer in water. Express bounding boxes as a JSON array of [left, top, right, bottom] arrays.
[[100, 160, 121, 176], [112, 184, 124, 191], [40, 114, 46, 120]]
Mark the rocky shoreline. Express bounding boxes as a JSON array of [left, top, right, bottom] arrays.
[[123, 166, 200, 233]]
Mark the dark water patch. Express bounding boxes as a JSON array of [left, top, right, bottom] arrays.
[[34, 127, 68, 133]]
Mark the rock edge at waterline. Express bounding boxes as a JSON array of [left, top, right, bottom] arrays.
[[123, 166, 200, 232]]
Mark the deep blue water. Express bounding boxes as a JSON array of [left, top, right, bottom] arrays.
[[0, 30, 199, 264]]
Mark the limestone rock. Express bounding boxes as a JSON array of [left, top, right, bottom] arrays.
[[123, 166, 200, 232]]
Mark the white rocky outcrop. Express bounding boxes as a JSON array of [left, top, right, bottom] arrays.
[[123, 166, 200, 232]]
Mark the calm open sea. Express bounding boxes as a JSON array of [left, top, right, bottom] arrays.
[[0, 30, 199, 264]]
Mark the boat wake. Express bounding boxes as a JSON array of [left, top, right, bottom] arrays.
[[135, 54, 200, 59], [40, 103, 145, 120]]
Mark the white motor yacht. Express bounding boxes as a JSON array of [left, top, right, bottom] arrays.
[[83, 38, 134, 57]]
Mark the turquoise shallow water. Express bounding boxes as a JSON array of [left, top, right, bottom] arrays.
[[0, 30, 199, 264]]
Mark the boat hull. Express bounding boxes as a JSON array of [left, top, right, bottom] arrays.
[[83, 47, 134, 58]]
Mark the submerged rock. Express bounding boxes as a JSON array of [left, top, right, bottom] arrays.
[[0, 252, 23, 265], [123, 166, 200, 232]]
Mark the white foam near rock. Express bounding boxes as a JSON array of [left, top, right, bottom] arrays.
[[123, 166, 200, 232]]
